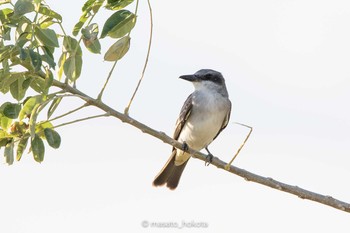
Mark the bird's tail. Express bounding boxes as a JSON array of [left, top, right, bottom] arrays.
[[153, 150, 189, 190]]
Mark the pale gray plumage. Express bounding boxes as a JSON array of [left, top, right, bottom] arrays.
[[153, 69, 232, 190]]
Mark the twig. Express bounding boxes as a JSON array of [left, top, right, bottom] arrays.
[[53, 113, 109, 129], [49, 103, 89, 122], [124, 0, 153, 115], [225, 122, 253, 170], [97, 60, 118, 101]]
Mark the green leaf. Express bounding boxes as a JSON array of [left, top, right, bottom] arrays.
[[82, 24, 101, 54], [35, 27, 59, 48], [57, 53, 66, 80], [101, 10, 136, 39], [72, 11, 89, 36], [105, 0, 134, 10], [44, 69, 53, 90], [29, 49, 42, 72], [4, 140, 14, 165], [3, 103, 21, 119], [0, 0, 11, 6], [0, 115, 12, 130], [10, 74, 31, 101], [63, 36, 82, 55], [82, 0, 96, 11], [31, 134, 44, 163], [38, 5, 62, 21], [0, 8, 13, 24], [47, 96, 62, 119], [29, 76, 46, 94], [19, 96, 42, 120], [14, 0, 34, 16], [29, 103, 40, 137], [44, 128, 61, 149], [0, 136, 9, 148], [41, 51, 56, 69], [16, 136, 29, 161], [104, 36, 130, 61], [63, 55, 82, 82]]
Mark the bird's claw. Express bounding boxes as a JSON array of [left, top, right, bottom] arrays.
[[205, 153, 213, 166], [181, 142, 189, 152]]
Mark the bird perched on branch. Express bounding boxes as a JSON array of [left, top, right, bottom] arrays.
[[153, 69, 231, 190]]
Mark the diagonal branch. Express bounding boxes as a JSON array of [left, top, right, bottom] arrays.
[[49, 79, 350, 213]]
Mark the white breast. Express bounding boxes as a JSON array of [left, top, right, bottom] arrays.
[[175, 89, 230, 165]]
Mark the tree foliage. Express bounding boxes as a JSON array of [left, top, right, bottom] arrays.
[[0, 0, 137, 164]]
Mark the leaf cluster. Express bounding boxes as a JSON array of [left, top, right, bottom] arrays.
[[0, 0, 137, 164]]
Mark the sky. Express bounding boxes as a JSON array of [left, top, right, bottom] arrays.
[[1, 0, 350, 232]]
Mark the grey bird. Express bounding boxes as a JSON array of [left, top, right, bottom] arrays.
[[153, 69, 232, 190]]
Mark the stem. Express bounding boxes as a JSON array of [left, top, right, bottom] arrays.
[[97, 60, 118, 101], [58, 22, 67, 36], [225, 122, 253, 170], [49, 103, 89, 122], [53, 113, 109, 129], [124, 0, 153, 115]]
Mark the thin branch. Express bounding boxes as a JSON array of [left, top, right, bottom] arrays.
[[97, 60, 118, 101], [124, 0, 153, 115], [225, 122, 253, 170], [53, 113, 109, 129], [49, 103, 89, 122], [49, 80, 350, 213]]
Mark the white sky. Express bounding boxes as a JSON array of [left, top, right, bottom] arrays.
[[1, 0, 350, 232]]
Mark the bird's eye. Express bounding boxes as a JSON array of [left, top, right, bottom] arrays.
[[204, 74, 213, 80]]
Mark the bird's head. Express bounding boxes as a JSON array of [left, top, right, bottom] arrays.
[[179, 69, 227, 95]]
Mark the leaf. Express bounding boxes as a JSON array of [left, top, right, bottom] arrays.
[[61, 36, 82, 81], [10, 74, 31, 101], [82, 0, 97, 12], [47, 96, 62, 119], [34, 120, 53, 138], [31, 134, 44, 163], [29, 49, 42, 72], [41, 50, 56, 69], [57, 53, 66, 80], [82, 24, 101, 54], [4, 140, 14, 165], [105, 0, 134, 10], [72, 11, 89, 36], [14, 0, 34, 16], [63, 55, 82, 82], [104, 36, 130, 61], [35, 27, 59, 48], [63, 36, 82, 55], [16, 136, 29, 161], [29, 103, 40, 137], [3, 103, 21, 119], [0, 0, 11, 6], [44, 128, 61, 149], [38, 5, 62, 21], [44, 68, 53, 90], [101, 10, 136, 39], [0, 115, 12, 130], [29, 74, 46, 93], [19, 96, 42, 120]]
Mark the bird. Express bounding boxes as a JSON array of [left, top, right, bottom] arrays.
[[153, 69, 232, 190]]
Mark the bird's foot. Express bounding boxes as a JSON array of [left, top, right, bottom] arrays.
[[205, 147, 213, 166], [181, 141, 189, 153], [205, 154, 213, 166]]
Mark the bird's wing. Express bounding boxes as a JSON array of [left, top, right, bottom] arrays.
[[173, 93, 193, 140], [213, 100, 232, 141]]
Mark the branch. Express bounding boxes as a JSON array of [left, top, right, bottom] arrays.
[[49, 80, 350, 213]]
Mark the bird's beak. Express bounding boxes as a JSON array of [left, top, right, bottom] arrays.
[[179, 74, 198, 82]]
